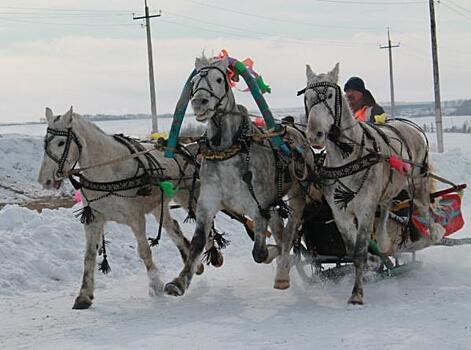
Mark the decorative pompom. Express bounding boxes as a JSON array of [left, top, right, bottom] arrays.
[[389, 154, 411, 175], [73, 190, 82, 203], [159, 181, 178, 198]]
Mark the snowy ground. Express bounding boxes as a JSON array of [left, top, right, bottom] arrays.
[[1, 127, 471, 349]]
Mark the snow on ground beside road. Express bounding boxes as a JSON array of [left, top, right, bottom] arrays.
[[0, 131, 471, 349]]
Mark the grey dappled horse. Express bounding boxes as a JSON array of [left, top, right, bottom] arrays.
[[38, 107, 204, 309], [164, 55, 313, 296], [302, 64, 443, 304]]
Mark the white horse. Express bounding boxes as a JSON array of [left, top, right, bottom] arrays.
[[164, 55, 313, 296], [302, 63, 444, 304], [38, 107, 204, 309]]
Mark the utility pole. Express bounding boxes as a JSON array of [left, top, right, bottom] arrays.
[[380, 28, 399, 118], [429, 0, 444, 153], [133, 0, 161, 133]]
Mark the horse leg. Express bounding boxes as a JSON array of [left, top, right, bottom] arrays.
[[164, 204, 219, 297], [376, 204, 393, 254], [152, 204, 204, 275], [348, 211, 375, 305], [252, 215, 269, 264], [274, 194, 304, 290], [73, 215, 105, 309], [130, 216, 164, 297], [265, 214, 283, 264]]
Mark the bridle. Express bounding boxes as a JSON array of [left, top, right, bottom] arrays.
[[192, 64, 242, 146], [298, 81, 358, 158], [191, 65, 232, 115], [44, 127, 82, 178], [297, 81, 343, 128]]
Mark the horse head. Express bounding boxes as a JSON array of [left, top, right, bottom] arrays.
[[190, 55, 235, 122], [302, 63, 341, 149], [38, 106, 82, 190]]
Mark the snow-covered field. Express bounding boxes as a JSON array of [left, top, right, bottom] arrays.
[[1, 122, 471, 349]]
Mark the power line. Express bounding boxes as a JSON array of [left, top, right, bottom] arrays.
[[444, 0, 471, 15], [439, 0, 471, 21], [159, 17, 378, 48], [313, 0, 425, 4], [179, 0, 384, 30], [164, 10, 378, 45], [0, 16, 135, 26], [0, 6, 130, 13]]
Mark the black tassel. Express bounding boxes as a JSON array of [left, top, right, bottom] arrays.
[[136, 185, 152, 196], [335, 140, 354, 159], [202, 246, 221, 266], [328, 125, 353, 159], [183, 209, 196, 223], [98, 255, 111, 274], [333, 185, 356, 210], [274, 200, 292, 219], [74, 205, 95, 225], [98, 234, 111, 274], [148, 188, 164, 247], [212, 228, 230, 249], [148, 237, 160, 247], [211, 132, 222, 146]]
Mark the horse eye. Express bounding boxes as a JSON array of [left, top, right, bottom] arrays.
[[216, 77, 223, 84], [57, 140, 65, 147], [328, 93, 333, 99]]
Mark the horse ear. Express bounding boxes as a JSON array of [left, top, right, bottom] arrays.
[[62, 106, 74, 125], [195, 57, 205, 70], [329, 62, 340, 83], [306, 64, 315, 82], [45, 107, 54, 124]]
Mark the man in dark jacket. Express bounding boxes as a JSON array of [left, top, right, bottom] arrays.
[[344, 76, 386, 123]]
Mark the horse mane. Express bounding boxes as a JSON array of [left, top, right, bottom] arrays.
[[196, 53, 224, 67], [71, 113, 107, 136]]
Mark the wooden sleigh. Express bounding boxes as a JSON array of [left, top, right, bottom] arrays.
[[293, 182, 470, 283]]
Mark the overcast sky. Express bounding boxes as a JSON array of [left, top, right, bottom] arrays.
[[1, 0, 470, 123]]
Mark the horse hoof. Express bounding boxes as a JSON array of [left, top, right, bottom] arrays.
[[195, 263, 205, 275], [148, 280, 165, 297], [210, 252, 224, 268], [348, 294, 364, 305], [264, 245, 281, 264], [252, 247, 268, 264], [274, 279, 290, 290], [72, 296, 93, 310], [164, 281, 185, 297]]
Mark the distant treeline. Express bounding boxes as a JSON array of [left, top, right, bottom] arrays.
[[422, 121, 471, 134], [383, 99, 471, 117]]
